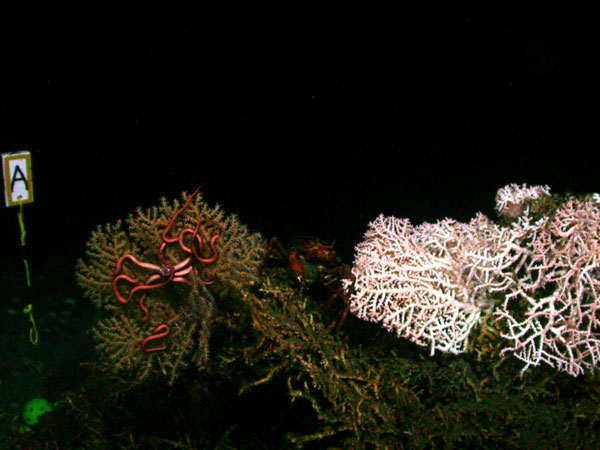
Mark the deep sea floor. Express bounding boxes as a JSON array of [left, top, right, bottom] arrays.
[[0, 250, 96, 444]]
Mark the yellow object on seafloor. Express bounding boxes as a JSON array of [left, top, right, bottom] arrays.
[[23, 304, 38, 346], [18, 201, 31, 287]]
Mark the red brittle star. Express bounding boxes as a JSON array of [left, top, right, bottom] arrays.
[[112, 187, 222, 352], [141, 325, 170, 352]]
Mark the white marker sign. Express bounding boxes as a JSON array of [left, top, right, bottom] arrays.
[[2, 151, 34, 207]]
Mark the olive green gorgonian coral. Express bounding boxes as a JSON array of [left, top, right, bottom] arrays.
[[76, 189, 265, 385], [91, 281, 215, 386]]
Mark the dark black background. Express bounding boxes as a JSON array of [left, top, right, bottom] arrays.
[[1, 5, 599, 268]]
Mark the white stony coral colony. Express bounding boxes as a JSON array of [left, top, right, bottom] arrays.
[[347, 183, 600, 376], [347, 212, 527, 355], [495, 194, 600, 376]]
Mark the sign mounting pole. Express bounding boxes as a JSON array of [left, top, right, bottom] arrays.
[[2, 151, 34, 287]]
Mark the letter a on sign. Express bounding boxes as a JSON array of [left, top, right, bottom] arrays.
[[2, 151, 34, 207]]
